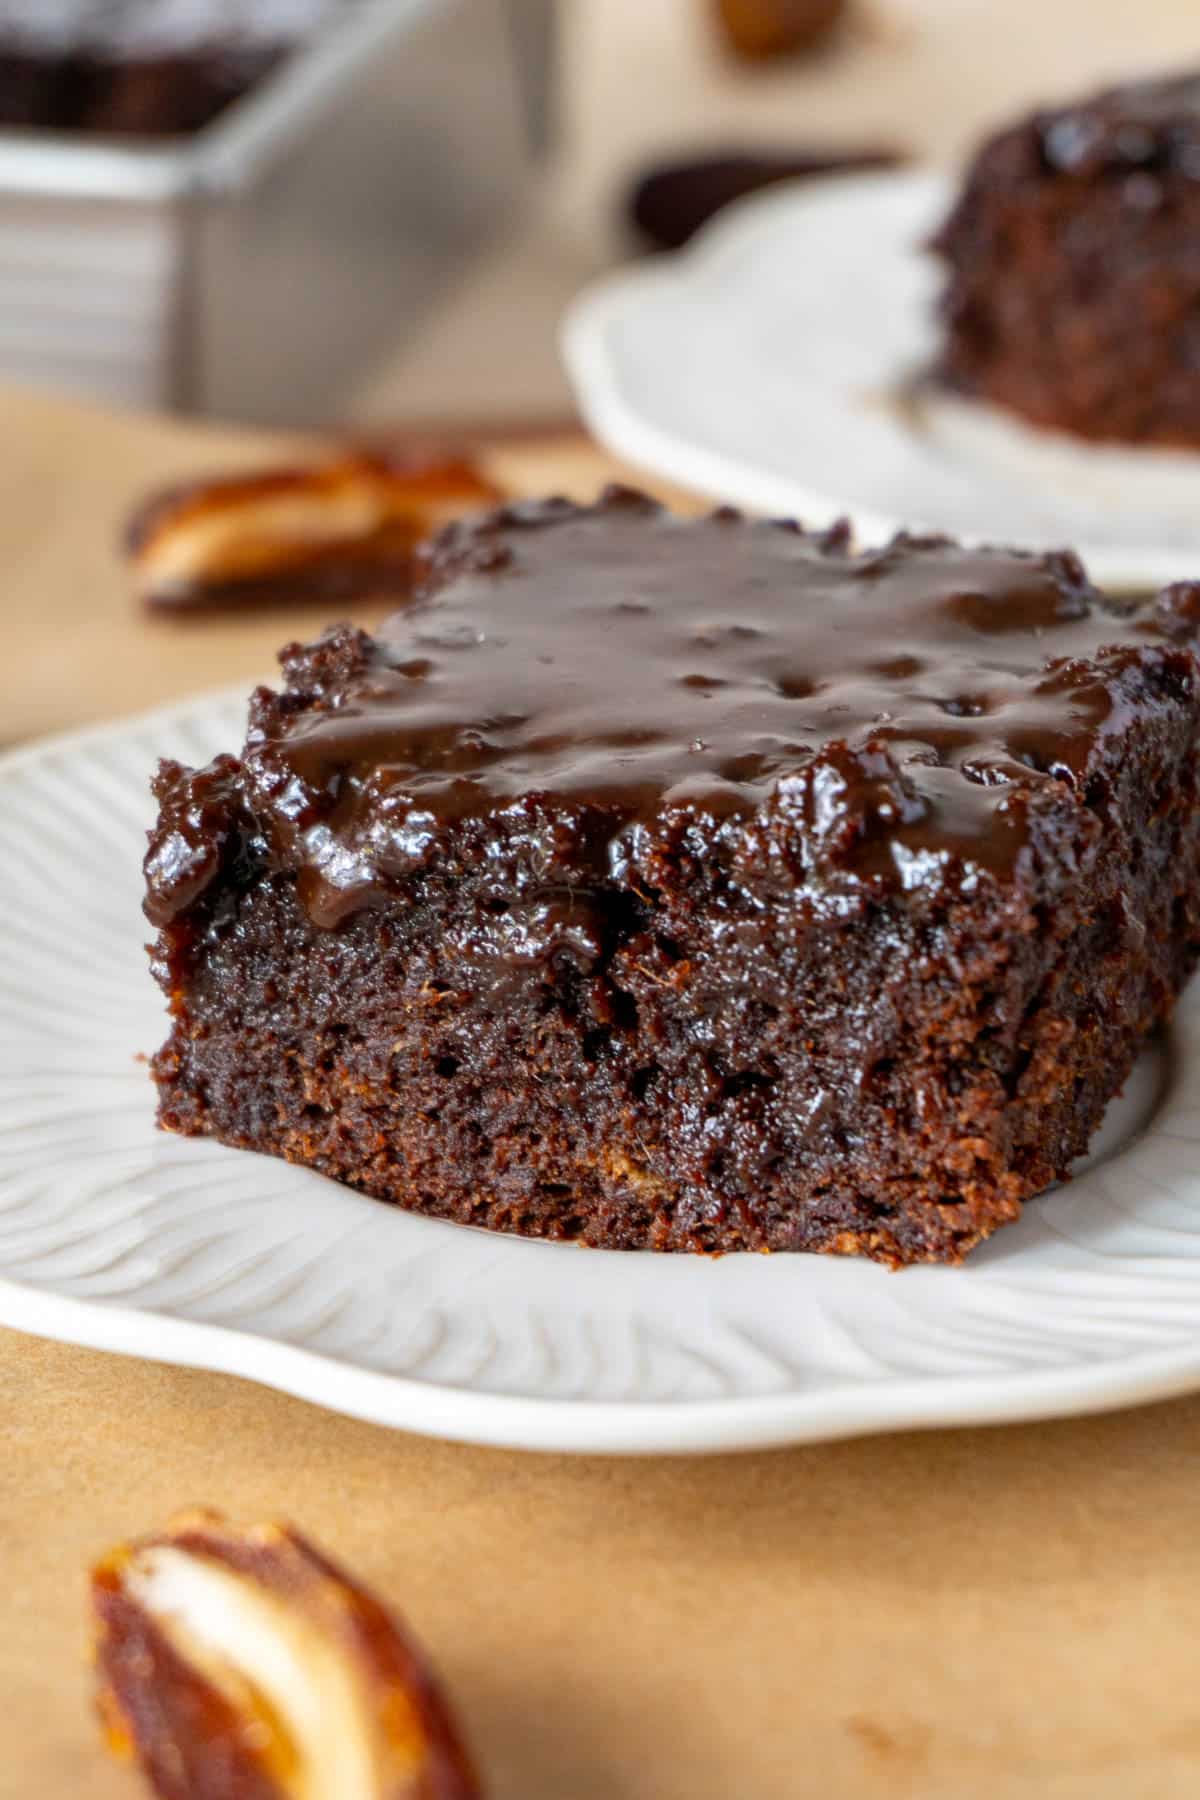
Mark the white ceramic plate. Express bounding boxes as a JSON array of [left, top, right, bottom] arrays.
[[563, 169, 1200, 592], [5, 692, 1200, 1454]]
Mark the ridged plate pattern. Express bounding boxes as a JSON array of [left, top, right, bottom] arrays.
[[3, 693, 1200, 1453]]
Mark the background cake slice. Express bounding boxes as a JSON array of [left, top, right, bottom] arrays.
[[145, 490, 1200, 1264], [932, 70, 1200, 446]]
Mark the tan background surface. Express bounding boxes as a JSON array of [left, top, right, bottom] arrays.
[[10, 1334, 1200, 1800], [9, 0, 1200, 1792]]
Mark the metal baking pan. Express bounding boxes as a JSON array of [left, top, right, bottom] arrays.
[[0, 0, 554, 423]]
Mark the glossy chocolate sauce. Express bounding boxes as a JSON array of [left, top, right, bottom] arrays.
[[1038, 70, 1200, 178], [147, 492, 1200, 930]]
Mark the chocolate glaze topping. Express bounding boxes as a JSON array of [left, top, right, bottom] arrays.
[[145, 490, 1200, 930], [1036, 70, 1200, 179]]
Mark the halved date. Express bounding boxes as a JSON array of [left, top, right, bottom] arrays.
[[92, 1511, 482, 1799], [127, 451, 501, 613]]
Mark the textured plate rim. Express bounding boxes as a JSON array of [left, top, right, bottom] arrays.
[[560, 167, 1200, 593], [7, 1258, 1200, 1454]]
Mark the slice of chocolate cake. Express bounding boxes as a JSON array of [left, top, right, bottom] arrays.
[[933, 70, 1200, 446], [144, 490, 1200, 1264]]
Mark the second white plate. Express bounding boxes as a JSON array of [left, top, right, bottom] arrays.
[[4, 693, 1200, 1453], [563, 169, 1200, 590]]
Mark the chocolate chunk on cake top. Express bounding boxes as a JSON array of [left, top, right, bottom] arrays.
[[145, 490, 1200, 1263]]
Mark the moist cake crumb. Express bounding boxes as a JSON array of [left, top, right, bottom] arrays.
[[145, 488, 1200, 1263], [933, 69, 1200, 446]]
